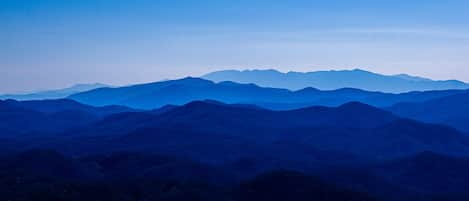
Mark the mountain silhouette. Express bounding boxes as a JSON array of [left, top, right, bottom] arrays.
[[43, 100, 469, 162], [2, 98, 469, 200], [372, 151, 469, 194], [0, 99, 134, 137], [2, 98, 135, 114], [3, 98, 468, 161], [388, 92, 469, 132], [0, 83, 110, 101], [0, 149, 381, 201], [236, 170, 376, 201], [202, 69, 469, 93], [69, 77, 468, 110]]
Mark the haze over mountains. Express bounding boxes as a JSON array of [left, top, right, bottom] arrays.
[[0, 83, 109, 101], [68, 77, 468, 110], [203, 69, 469, 93], [3, 69, 468, 101], [3, 68, 469, 200], [3, 68, 469, 133]]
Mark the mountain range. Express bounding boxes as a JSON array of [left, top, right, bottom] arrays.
[[3, 69, 469, 200], [202, 69, 469, 93], [3, 94, 469, 200], [3, 99, 466, 161], [0, 99, 134, 137], [69, 77, 468, 110], [0, 149, 379, 201], [388, 91, 469, 132], [0, 83, 109, 100], [2, 98, 469, 200], [65, 76, 469, 132]]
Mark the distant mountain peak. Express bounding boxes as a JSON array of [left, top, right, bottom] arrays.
[[176, 77, 214, 84], [392, 74, 432, 82], [294, 87, 321, 93], [202, 68, 469, 93], [335, 102, 397, 121], [334, 87, 371, 93], [337, 101, 381, 112], [70, 83, 109, 88], [179, 76, 205, 81], [242, 69, 281, 74], [351, 68, 369, 72], [232, 68, 376, 75], [339, 101, 371, 108], [181, 99, 243, 109]]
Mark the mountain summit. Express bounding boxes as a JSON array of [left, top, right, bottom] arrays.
[[202, 69, 469, 93]]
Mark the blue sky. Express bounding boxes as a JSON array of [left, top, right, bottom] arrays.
[[1, 0, 469, 93]]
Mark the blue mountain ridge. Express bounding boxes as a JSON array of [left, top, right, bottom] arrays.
[[68, 77, 468, 110], [2, 98, 469, 200], [22, 100, 467, 161], [0, 83, 110, 101], [388, 91, 469, 132], [202, 69, 469, 93]]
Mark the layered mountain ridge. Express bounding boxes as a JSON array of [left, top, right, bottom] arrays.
[[203, 69, 469, 93]]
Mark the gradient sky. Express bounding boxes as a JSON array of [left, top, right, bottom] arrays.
[[2, 0, 469, 93]]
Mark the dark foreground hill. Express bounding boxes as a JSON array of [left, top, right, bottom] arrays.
[[317, 151, 469, 201], [372, 151, 469, 194], [3, 99, 468, 162], [0, 149, 379, 201], [27, 100, 469, 164], [2, 99, 469, 200], [3, 149, 469, 201], [69, 77, 468, 110], [0, 99, 134, 137]]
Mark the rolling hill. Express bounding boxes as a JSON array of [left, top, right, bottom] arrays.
[[388, 92, 469, 132], [0, 99, 135, 137], [2, 99, 469, 200], [38, 100, 469, 163]]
